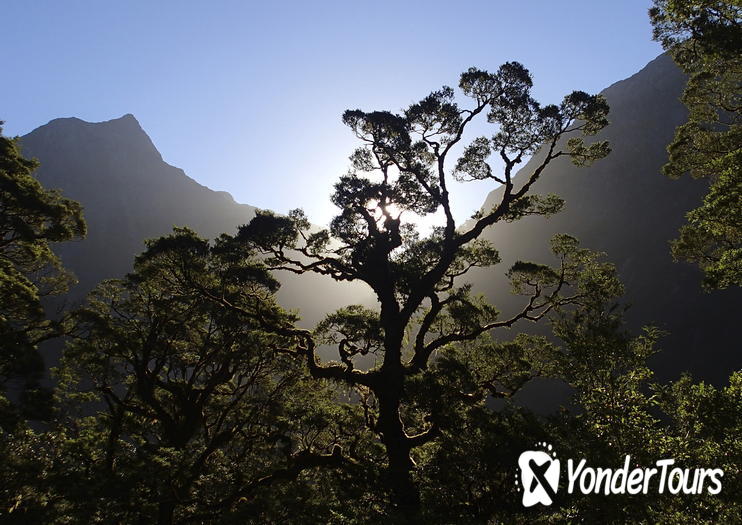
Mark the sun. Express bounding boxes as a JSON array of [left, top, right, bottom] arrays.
[[366, 199, 443, 236]]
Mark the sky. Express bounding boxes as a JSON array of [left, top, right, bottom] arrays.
[[2, 0, 663, 228]]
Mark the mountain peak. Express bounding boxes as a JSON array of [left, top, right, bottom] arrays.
[[101, 113, 144, 130], [24, 113, 162, 164], [19, 112, 361, 329], [41, 113, 140, 129]]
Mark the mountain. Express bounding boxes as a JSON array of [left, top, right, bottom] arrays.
[[20, 114, 371, 329], [467, 53, 740, 392], [19, 54, 740, 392]]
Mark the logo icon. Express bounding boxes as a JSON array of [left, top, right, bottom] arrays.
[[517, 442, 560, 507], [516, 443, 723, 505]]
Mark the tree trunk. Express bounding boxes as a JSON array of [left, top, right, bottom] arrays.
[[374, 293, 422, 518], [376, 378, 421, 520]]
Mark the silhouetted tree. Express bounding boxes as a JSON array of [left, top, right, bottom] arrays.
[[0, 78, 737, 520], [540, 287, 740, 523], [0, 123, 85, 424], [5, 225, 733, 523], [236, 63, 611, 517], [3, 228, 363, 524], [418, 275, 741, 523], [649, 1, 741, 289]]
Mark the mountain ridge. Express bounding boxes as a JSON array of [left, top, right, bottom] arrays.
[[18, 53, 740, 390], [470, 53, 740, 392], [20, 114, 370, 330]]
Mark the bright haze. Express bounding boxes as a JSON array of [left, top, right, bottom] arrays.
[[3, 0, 662, 227]]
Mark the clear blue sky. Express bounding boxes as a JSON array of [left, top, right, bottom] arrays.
[[3, 0, 662, 227]]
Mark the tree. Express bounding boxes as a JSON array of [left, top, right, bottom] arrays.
[[236, 63, 611, 517], [649, 1, 741, 289], [33, 227, 367, 524], [0, 123, 85, 424], [544, 295, 741, 524], [414, 262, 740, 524], [1, 71, 736, 520]]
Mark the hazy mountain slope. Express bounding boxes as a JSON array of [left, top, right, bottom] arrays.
[[20, 114, 369, 328], [467, 53, 740, 385]]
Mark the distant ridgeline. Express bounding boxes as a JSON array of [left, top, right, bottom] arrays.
[[21, 54, 740, 396], [20, 113, 371, 330]]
